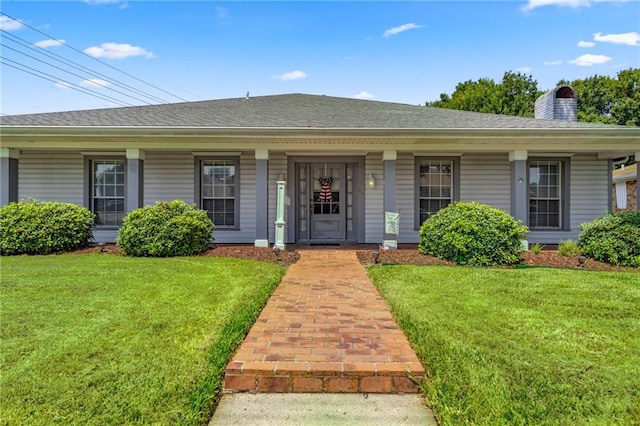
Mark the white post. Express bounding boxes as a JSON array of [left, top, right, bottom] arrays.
[[274, 180, 286, 250]]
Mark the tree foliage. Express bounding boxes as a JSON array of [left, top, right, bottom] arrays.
[[428, 68, 640, 126], [427, 71, 543, 117]]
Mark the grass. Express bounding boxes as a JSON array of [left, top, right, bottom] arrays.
[[369, 265, 640, 426], [0, 253, 285, 425]]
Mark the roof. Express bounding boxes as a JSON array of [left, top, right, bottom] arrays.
[[0, 93, 623, 130], [613, 163, 637, 182]]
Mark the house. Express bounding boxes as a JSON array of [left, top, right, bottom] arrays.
[[1, 93, 638, 246], [612, 162, 638, 212]]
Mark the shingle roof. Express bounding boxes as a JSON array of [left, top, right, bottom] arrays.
[[0, 93, 621, 129]]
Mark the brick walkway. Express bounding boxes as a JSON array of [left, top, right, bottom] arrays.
[[224, 250, 425, 393]]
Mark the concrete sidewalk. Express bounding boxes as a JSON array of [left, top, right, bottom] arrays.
[[210, 393, 437, 425]]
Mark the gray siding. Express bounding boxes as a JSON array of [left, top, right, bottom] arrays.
[[144, 152, 194, 205], [365, 153, 384, 243], [18, 151, 84, 204], [528, 154, 608, 244], [460, 154, 511, 213], [395, 153, 511, 244], [217, 152, 257, 244], [147, 152, 258, 244], [396, 152, 417, 243]]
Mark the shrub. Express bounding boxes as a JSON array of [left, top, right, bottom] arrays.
[[558, 240, 581, 257], [0, 200, 94, 255], [530, 243, 544, 255], [418, 201, 528, 266], [116, 200, 213, 257], [578, 211, 640, 267]]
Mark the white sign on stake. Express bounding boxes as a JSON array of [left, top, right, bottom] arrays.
[[385, 211, 400, 235]]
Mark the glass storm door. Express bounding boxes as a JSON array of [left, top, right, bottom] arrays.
[[310, 164, 343, 240], [296, 162, 355, 242]]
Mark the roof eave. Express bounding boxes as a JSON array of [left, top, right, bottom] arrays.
[[1, 125, 638, 138]]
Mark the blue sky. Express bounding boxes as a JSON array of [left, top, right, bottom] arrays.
[[1, 0, 639, 115]]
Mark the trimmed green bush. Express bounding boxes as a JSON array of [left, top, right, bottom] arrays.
[[578, 211, 640, 267], [0, 200, 94, 255], [419, 201, 528, 266], [116, 200, 213, 257]]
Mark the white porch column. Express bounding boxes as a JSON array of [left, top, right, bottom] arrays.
[[510, 150, 528, 225], [0, 148, 19, 206], [125, 149, 144, 213], [274, 180, 286, 250], [383, 150, 397, 249], [255, 149, 270, 247]]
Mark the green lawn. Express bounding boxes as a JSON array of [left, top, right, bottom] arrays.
[[369, 266, 640, 426], [1, 254, 285, 425]]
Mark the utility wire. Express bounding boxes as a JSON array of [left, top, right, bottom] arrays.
[[1, 30, 170, 104], [1, 42, 158, 105], [1, 58, 135, 108], [1, 11, 190, 103]]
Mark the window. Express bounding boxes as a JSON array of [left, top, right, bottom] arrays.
[[529, 160, 565, 229], [91, 159, 125, 226], [200, 159, 239, 228], [416, 158, 459, 226]]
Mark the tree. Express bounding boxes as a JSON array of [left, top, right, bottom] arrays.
[[427, 72, 543, 117], [561, 74, 618, 124], [611, 68, 640, 126], [428, 68, 639, 126]]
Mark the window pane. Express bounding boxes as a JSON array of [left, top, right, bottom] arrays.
[[528, 160, 562, 230], [418, 160, 454, 220], [201, 160, 238, 227], [92, 160, 125, 226]]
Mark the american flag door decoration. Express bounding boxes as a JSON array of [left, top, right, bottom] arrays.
[[318, 176, 333, 201]]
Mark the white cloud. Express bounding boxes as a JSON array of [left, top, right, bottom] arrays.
[[517, 67, 532, 73], [83, 42, 155, 59], [383, 23, 423, 38], [35, 39, 65, 48], [544, 60, 563, 65], [0, 16, 24, 31], [578, 40, 595, 48], [522, 0, 589, 11], [523, 0, 629, 10], [352, 91, 375, 100], [569, 53, 612, 66], [54, 82, 72, 90], [273, 70, 307, 81], [594, 31, 640, 46], [79, 79, 110, 88]]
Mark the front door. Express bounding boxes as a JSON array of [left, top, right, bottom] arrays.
[[295, 162, 356, 242], [310, 163, 343, 240]]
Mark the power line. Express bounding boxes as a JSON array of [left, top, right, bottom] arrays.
[[1, 42, 159, 106], [1, 58, 135, 108], [1, 30, 170, 104], [0, 11, 190, 103]]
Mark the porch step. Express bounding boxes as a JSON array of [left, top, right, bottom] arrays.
[[224, 360, 424, 393]]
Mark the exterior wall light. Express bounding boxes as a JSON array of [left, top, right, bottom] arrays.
[[367, 173, 375, 189]]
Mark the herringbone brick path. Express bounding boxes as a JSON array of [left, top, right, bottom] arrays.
[[224, 250, 425, 393]]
